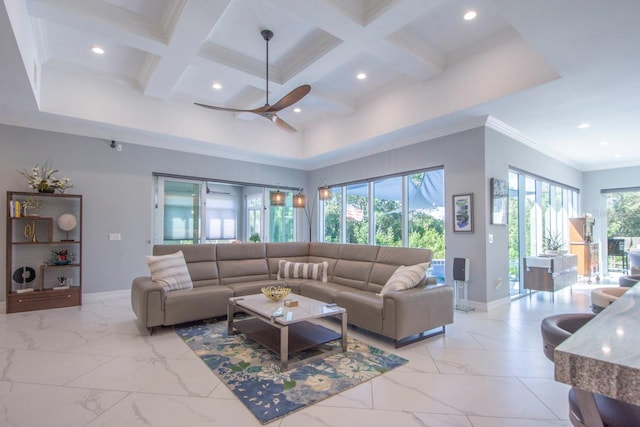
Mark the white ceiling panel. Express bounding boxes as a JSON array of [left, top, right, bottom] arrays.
[[1, 0, 638, 170]]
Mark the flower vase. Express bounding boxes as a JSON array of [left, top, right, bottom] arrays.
[[38, 188, 55, 193]]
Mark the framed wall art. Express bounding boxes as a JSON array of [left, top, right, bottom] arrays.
[[490, 178, 508, 225], [453, 193, 473, 233]]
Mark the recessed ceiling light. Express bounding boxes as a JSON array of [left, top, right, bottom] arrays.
[[211, 83, 222, 90], [577, 123, 591, 129], [91, 46, 105, 55], [463, 10, 477, 21], [614, 154, 622, 158], [357, 73, 367, 80], [293, 107, 301, 113], [600, 141, 609, 146]]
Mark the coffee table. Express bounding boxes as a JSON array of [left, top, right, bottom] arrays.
[[227, 293, 347, 371]]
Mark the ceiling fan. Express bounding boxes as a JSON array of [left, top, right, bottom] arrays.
[[195, 29, 311, 132]]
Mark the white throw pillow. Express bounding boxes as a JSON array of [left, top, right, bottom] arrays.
[[378, 262, 430, 296], [278, 260, 329, 282], [146, 251, 193, 292]]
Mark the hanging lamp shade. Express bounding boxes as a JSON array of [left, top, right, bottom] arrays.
[[318, 185, 331, 200], [270, 187, 285, 206], [293, 189, 306, 208]]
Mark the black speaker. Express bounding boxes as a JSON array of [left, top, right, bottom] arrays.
[[453, 257, 469, 281]]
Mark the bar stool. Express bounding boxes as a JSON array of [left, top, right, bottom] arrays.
[[590, 287, 629, 313], [540, 313, 640, 426], [618, 274, 640, 287], [540, 313, 595, 362]]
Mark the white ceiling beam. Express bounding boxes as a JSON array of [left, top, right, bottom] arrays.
[[142, 0, 231, 99], [27, 0, 168, 55]]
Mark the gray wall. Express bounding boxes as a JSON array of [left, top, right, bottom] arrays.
[[311, 127, 584, 307], [1, 124, 307, 300], [310, 128, 489, 303], [484, 128, 583, 305], [4, 121, 627, 308]]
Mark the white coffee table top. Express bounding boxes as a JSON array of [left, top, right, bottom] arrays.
[[229, 293, 345, 325]]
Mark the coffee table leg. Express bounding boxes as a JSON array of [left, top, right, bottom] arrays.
[[280, 325, 289, 371], [227, 302, 234, 335], [341, 312, 348, 352]]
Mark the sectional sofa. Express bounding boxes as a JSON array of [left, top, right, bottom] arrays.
[[131, 242, 454, 347]]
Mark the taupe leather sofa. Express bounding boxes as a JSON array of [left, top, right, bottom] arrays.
[[131, 242, 454, 346]]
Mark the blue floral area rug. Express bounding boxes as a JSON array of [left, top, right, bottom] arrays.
[[175, 320, 407, 424]]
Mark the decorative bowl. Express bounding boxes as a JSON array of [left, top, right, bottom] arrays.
[[261, 286, 291, 301]]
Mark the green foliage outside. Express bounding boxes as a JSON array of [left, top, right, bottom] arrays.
[[607, 192, 640, 238], [323, 194, 445, 258]]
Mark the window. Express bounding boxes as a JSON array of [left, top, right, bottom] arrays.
[[321, 168, 444, 256], [205, 193, 237, 240], [322, 187, 342, 243], [159, 179, 201, 244], [508, 169, 579, 295], [270, 192, 295, 242], [346, 183, 369, 244], [374, 176, 402, 246], [247, 192, 262, 241], [407, 170, 445, 256], [154, 176, 296, 244]]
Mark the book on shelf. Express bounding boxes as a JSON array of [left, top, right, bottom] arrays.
[[14, 288, 34, 294]]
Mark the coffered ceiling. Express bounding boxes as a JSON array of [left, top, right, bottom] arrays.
[[1, 0, 639, 171]]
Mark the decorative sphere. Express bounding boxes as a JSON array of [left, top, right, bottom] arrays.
[[57, 214, 77, 231]]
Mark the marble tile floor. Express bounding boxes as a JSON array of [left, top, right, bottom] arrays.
[[0, 283, 607, 427]]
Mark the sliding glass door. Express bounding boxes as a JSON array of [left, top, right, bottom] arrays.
[[157, 179, 202, 244], [155, 176, 296, 244], [508, 170, 579, 295]]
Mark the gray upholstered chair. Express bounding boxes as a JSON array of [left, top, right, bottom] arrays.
[[540, 313, 640, 427], [628, 251, 640, 275], [619, 274, 640, 287], [540, 313, 595, 362]]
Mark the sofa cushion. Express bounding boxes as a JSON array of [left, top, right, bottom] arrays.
[[277, 260, 328, 282], [334, 290, 383, 334], [298, 281, 354, 303], [331, 244, 379, 290], [224, 280, 296, 297], [266, 242, 310, 279], [153, 244, 218, 288], [164, 285, 233, 324], [368, 246, 433, 293], [378, 262, 430, 296], [146, 251, 193, 292]]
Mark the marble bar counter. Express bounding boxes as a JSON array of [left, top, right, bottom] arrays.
[[555, 283, 640, 408]]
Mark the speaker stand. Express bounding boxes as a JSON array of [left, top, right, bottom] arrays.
[[454, 280, 474, 312]]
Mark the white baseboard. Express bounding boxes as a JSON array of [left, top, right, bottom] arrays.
[[83, 289, 130, 301], [459, 295, 511, 312]]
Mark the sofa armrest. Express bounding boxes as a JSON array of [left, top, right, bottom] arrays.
[[381, 284, 453, 341], [131, 276, 165, 329]]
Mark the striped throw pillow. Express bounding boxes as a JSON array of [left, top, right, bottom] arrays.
[[278, 260, 329, 282], [378, 262, 430, 296], [146, 251, 193, 292]]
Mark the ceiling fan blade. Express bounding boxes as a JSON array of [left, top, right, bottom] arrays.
[[266, 85, 311, 113], [194, 102, 268, 114], [259, 112, 297, 132], [273, 115, 297, 132]]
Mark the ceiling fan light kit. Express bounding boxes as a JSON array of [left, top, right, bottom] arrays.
[[195, 29, 310, 132]]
